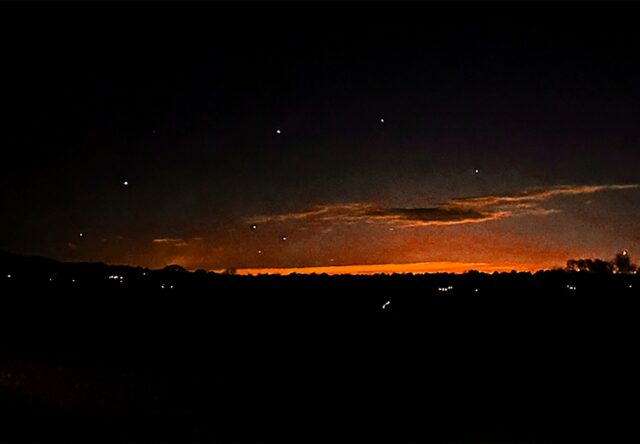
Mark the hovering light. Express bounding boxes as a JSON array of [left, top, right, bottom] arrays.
[[161, 284, 165, 289], [251, 224, 257, 230], [276, 129, 281, 134], [281, 236, 288, 241], [629, 285, 633, 289], [79, 232, 84, 238], [170, 285, 174, 289], [123, 181, 129, 186], [382, 301, 390, 309], [142, 272, 146, 276], [474, 288, 479, 293], [258, 250, 262, 254], [71, 279, 76, 283], [6, 274, 11, 279], [474, 168, 479, 174], [380, 118, 385, 123]]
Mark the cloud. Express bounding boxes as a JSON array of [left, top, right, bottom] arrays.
[[152, 238, 189, 247], [247, 184, 638, 228]]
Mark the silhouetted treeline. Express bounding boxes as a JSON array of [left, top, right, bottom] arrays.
[[565, 250, 637, 274], [0, 250, 639, 443]]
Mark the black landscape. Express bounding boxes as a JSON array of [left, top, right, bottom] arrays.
[[1, 251, 639, 442]]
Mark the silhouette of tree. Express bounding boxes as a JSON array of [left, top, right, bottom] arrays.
[[565, 258, 613, 273], [613, 251, 636, 274]]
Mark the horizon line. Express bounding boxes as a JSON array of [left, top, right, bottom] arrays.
[[230, 261, 557, 276]]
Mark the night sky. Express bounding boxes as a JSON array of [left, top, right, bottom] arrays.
[[2, 2, 640, 273]]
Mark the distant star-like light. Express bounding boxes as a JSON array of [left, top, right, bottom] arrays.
[[251, 224, 257, 230], [276, 129, 281, 134], [474, 168, 479, 174], [281, 236, 287, 241], [123, 181, 129, 186], [380, 118, 384, 123]]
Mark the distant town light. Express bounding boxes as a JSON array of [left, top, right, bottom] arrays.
[[382, 301, 390, 309]]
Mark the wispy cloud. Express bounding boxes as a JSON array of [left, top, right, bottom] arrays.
[[152, 238, 189, 247], [247, 184, 638, 228]]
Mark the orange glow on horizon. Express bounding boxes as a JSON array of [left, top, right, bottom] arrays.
[[235, 261, 556, 276]]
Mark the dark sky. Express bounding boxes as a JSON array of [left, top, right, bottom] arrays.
[[2, 1, 640, 272]]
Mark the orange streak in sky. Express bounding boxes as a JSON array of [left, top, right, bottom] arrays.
[[236, 261, 550, 275]]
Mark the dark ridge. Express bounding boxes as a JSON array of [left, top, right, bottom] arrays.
[[0, 251, 639, 442]]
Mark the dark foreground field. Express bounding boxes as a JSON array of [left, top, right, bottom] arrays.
[[1, 252, 639, 442]]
